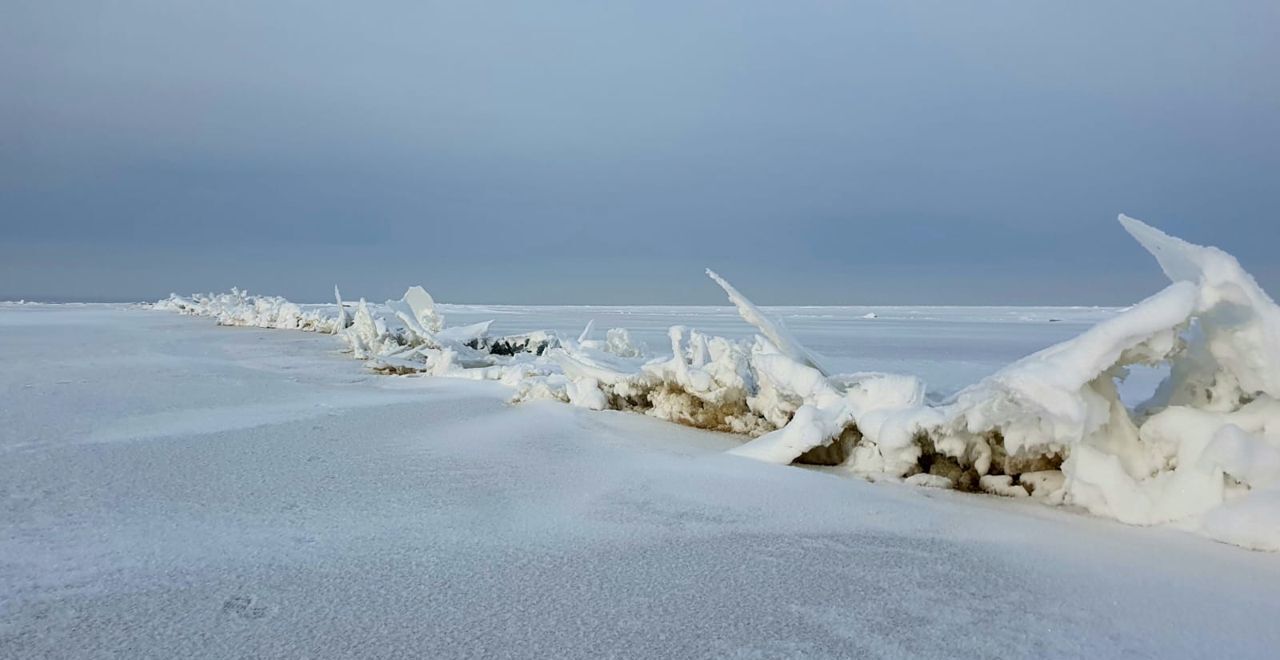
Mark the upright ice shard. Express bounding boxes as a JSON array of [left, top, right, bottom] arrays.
[[334, 285, 349, 332], [706, 269, 828, 376]]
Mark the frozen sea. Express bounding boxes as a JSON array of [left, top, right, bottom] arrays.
[[2, 303, 1276, 658]]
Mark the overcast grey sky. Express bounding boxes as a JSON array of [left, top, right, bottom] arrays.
[[2, 1, 1277, 304]]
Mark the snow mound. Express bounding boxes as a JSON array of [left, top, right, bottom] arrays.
[[152, 215, 1280, 550]]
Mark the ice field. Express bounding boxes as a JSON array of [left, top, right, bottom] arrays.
[[4, 218, 1280, 657], [2, 299, 1278, 658], [136, 219, 1280, 550]]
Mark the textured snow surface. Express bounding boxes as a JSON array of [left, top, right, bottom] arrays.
[[3, 305, 1279, 658]]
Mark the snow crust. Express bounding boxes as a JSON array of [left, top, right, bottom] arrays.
[[153, 216, 1280, 550], [8, 305, 1280, 657]]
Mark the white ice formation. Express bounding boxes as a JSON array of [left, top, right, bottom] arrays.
[[153, 216, 1280, 550]]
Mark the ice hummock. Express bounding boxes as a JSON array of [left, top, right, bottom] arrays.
[[153, 215, 1280, 550]]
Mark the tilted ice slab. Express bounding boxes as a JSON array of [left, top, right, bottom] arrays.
[[706, 269, 830, 376], [1119, 214, 1280, 400], [153, 215, 1280, 550]]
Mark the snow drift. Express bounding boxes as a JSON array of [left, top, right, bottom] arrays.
[[153, 215, 1280, 551]]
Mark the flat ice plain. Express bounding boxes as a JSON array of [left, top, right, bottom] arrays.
[[2, 303, 1277, 658]]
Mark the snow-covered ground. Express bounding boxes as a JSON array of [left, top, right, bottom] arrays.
[[3, 302, 1278, 658]]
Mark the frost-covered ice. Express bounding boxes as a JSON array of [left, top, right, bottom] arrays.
[[3, 303, 1280, 658], [149, 216, 1280, 552], [5, 216, 1280, 656]]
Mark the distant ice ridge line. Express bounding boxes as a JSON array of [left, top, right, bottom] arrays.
[[152, 215, 1280, 551]]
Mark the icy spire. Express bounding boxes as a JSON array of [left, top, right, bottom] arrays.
[[334, 285, 349, 331], [706, 269, 828, 376]]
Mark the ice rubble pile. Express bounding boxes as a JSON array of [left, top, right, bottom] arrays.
[[154, 216, 1280, 551], [154, 288, 341, 332]]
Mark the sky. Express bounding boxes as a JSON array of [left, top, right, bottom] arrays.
[[2, 1, 1277, 305]]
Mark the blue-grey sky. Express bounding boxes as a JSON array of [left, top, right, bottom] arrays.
[[2, 1, 1277, 304]]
